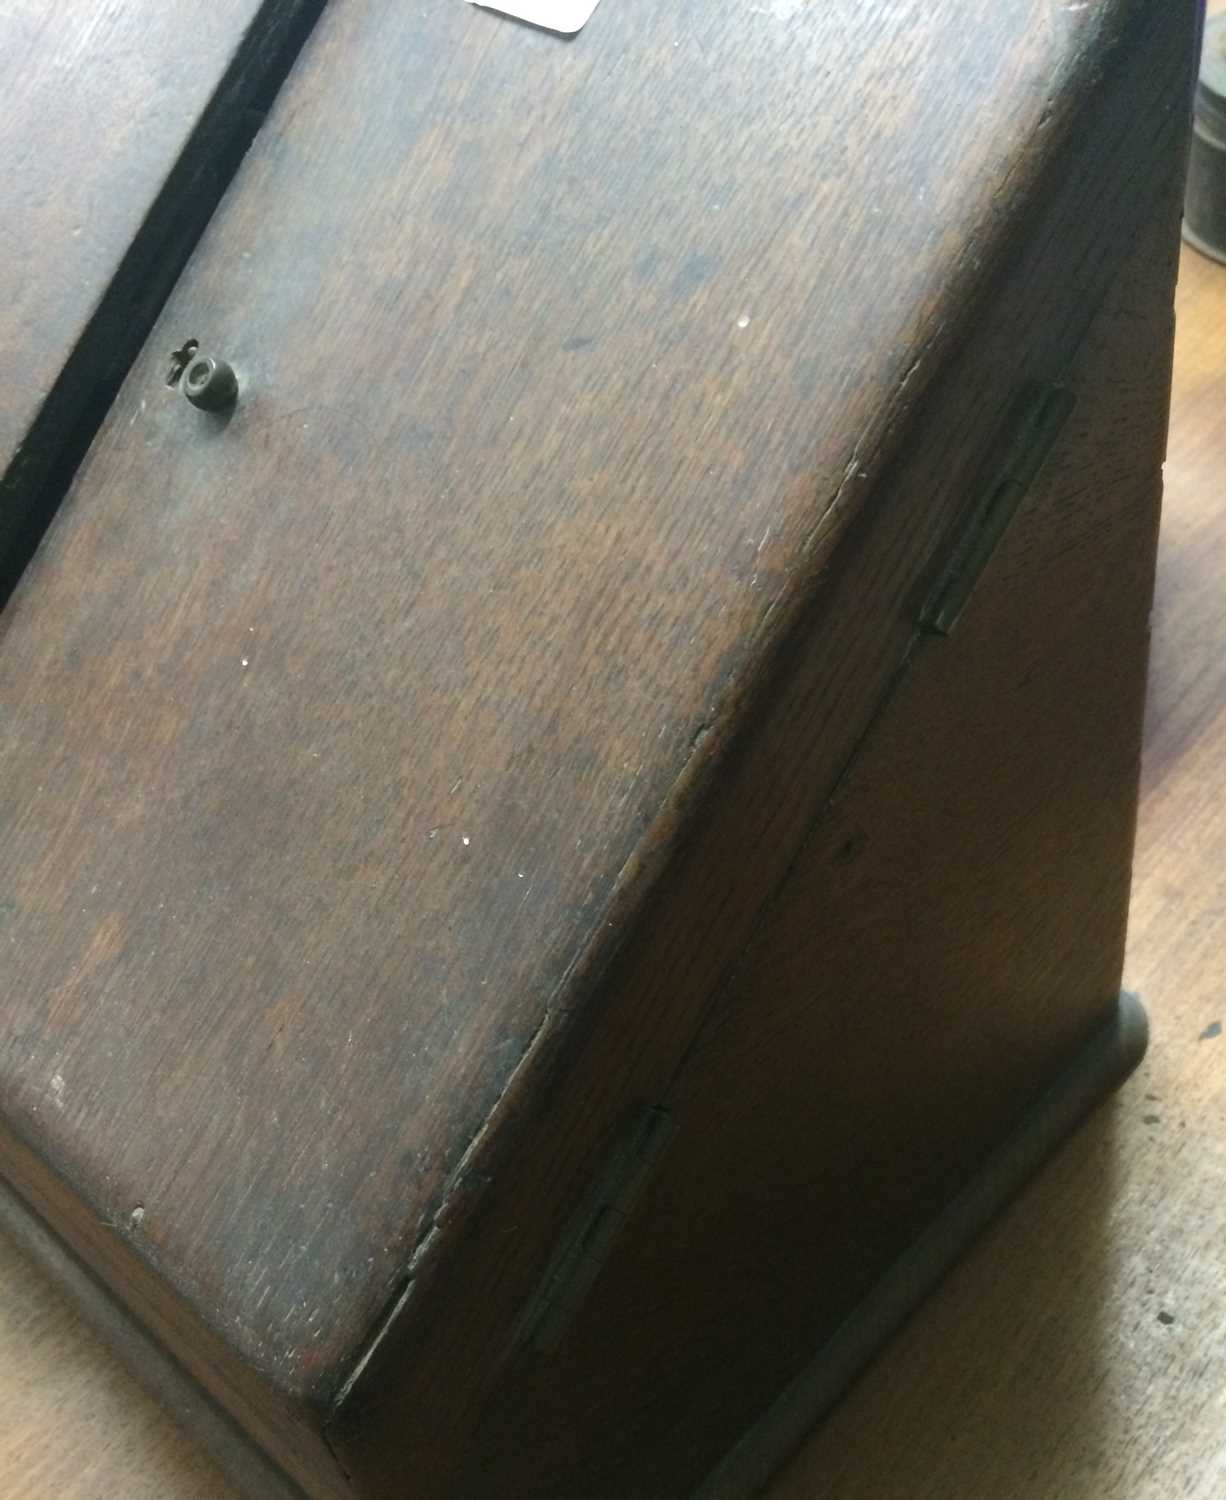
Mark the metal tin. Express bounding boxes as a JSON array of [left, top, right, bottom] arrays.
[[1185, 14, 1226, 263]]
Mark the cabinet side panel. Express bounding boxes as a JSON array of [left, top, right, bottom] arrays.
[[327, 7, 1195, 1491], [444, 102, 1183, 1500]]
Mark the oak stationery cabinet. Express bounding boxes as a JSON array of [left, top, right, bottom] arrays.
[[0, 1, 1199, 1495]]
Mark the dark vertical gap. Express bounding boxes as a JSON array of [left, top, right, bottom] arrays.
[[0, 0, 328, 612]]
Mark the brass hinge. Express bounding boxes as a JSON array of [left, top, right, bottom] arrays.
[[515, 1106, 676, 1353], [920, 382, 1076, 636]]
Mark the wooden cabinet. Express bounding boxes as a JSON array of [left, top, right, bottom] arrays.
[[0, 1, 1198, 1495]]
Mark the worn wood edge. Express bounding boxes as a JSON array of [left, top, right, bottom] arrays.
[[325, 0, 1196, 1454], [0, 1172, 305, 1500], [0, 0, 327, 604], [691, 992, 1149, 1500], [0, 1118, 352, 1500]]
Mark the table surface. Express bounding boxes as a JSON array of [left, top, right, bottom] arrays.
[[3, 203, 1226, 1500]]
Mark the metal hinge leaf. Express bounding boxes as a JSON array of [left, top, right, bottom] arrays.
[[515, 1105, 676, 1354], [921, 382, 1076, 636]]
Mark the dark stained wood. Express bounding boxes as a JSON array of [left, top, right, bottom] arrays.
[[328, 6, 1195, 1493], [760, 238, 1226, 1500], [13, 133, 1226, 1500], [0, 0, 1197, 1496], [451, 155, 1185, 1500], [0, 0, 324, 591]]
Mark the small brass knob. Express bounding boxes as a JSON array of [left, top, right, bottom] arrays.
[[182, 354, 239, 412]]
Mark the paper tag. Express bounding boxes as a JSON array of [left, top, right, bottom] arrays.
[[470, 0, 603, 34]]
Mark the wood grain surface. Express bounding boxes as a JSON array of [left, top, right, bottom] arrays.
[[764, 239, 1226, 1500], [459, 172, 1181, 1498], [323, 1, 1195, 1484], [2, 218, 1220, 1500], [1, 4, 1185, 1491], [0, 2, 1206, 1500], [0, 0, 322, 590]]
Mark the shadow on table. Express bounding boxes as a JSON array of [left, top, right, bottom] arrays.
[[766, 1097, 1128, 1500]]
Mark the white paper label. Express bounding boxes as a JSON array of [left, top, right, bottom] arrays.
[[470, 0, 603, 34]]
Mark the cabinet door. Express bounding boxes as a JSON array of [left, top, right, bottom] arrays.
[[0, 0, 323, 581]]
